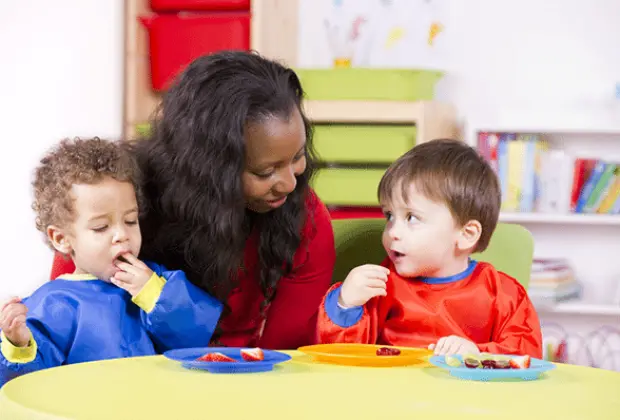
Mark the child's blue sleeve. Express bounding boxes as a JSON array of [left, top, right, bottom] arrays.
[[0, 291, 74, 387], [323, 285, 364, 327], [140, 262, 223, 352]]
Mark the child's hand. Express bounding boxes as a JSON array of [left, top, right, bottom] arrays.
[[339, 264, 390, 308], [0, 297, 30, 347], [429, 335, 480, 356], [111, 253, 154, 297]]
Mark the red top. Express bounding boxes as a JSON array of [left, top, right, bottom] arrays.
[[318, 259, 543, 358], [50, 190, 336, 350]]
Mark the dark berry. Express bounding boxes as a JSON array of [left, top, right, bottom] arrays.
[[495, 360, 511, 369], [376, 347, 401, 356], [464, 358, 480, 368], [481, 359, 497, 369]]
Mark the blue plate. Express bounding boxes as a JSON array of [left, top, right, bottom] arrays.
[[429, 355, 556, 381], [163, 347, 292, 374]]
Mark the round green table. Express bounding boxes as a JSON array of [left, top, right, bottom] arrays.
[[0, 352, 618, 419]]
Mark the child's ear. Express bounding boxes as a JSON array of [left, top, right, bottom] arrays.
[[457, 220, 482, 252], [47, 225, 72, 255]]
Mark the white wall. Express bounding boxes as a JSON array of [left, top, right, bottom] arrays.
[[0, 0, 123, 298], [438, 0, 620, 125], [299, 0, 620, 122]]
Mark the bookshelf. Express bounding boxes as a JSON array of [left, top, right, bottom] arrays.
[[466, 121, 620, 316], [499, 212, 620, 225], [544, 302, 620, 316]]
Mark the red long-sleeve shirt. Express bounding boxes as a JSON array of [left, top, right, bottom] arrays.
[[50, 190, 335, 350]]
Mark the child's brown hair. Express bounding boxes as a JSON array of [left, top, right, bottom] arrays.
[[32, 137, 139, 248], [378, 138, 501, 252]]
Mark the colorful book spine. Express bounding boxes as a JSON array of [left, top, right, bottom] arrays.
[[520, 135, 537, 212], [574, 160, 606, 213], [487, 133, 500, 174], [506, 136, 525, 211], [497, 134, 509, 209], [611, 191, 620, 214], [583, 163, 616, 213], [597, 171, 620, 213], [570, 159, 595, 212], [533, 138, 548, 211]]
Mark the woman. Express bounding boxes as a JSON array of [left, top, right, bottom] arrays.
[[51, 51, 336, 349]]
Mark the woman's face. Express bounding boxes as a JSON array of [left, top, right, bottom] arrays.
[[242, 108, 307, 213]]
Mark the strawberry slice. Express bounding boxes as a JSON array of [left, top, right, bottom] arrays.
[[196, 352, 236, 362], [509, 355, 531, 369], [240, 348, 265, 362]]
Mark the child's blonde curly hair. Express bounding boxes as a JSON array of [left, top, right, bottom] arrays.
[[32, 137, 140, 249]]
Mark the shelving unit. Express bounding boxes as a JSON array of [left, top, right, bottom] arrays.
[[305, 100, 457, 144], [123, 0, 300, 139], [541, 302, 620, 316], [499, 212, 620, 225], [123, 0, 457, 142], [466, 120, 620, 316]]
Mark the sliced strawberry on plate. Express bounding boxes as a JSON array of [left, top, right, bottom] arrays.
[[241, 347, 265, 362], [509, 355, 531, 369], [196, 352, 236, 362]]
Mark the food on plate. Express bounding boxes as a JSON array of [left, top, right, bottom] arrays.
[[376, 347, 401, 356], [447, 354, 532, 370], [463, 357, 481, 368], [241, 347, 265, 362], [196, 352, 236, 362], [509, 355, 531, 369], [445, 356, 462, 367], [481, 359, 497, 369], [494, 360, 511, 369]]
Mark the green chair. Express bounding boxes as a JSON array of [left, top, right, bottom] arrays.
[[331, 218, 534, 289]]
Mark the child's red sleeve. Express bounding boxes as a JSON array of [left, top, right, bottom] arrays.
[[317, 275, 392, 345], [477, 274, 543, 358]]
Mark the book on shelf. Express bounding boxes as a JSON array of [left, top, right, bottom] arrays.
[[528, 258, 582, 308], [477, 132, 620, 215]]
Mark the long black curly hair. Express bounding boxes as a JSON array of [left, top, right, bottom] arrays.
[[132, 51, 316, 305]]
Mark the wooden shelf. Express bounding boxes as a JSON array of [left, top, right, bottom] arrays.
[[305, 100, 458, 144], [500, 212, 620, 225], [123, 0, 160, 139], [306, 100, 439, 123], [538, 302, 620, 316]]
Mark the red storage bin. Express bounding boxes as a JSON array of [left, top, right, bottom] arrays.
[[140, 13, 250, 91], [149, 0, 250, 12]]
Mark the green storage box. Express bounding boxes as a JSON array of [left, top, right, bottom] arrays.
[[295, 69, 443, 101], [312, 167, 387, 206], [313, 125, 415, 164]]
